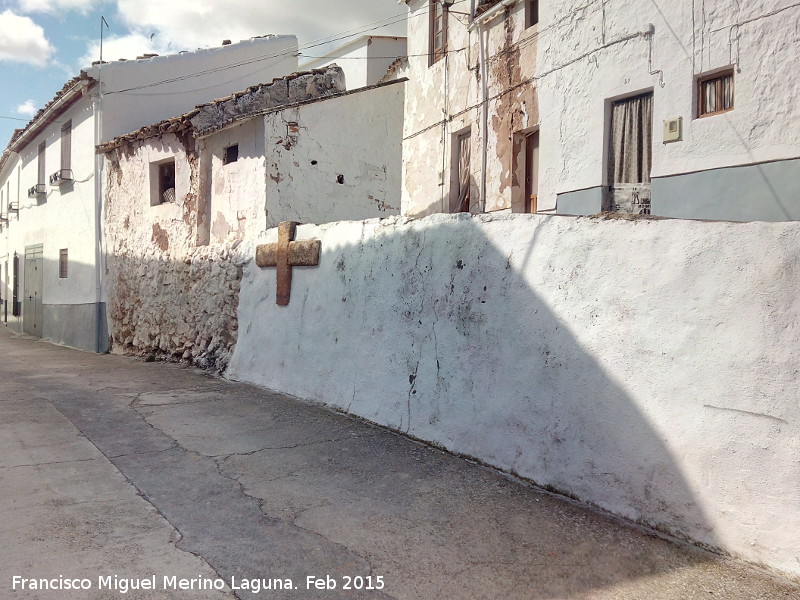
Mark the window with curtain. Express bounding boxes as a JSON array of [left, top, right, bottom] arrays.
[[698, 70, 734, 117]]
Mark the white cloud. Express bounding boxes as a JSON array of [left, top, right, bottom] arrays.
[[78, 31, 163, 67], [0, 9, 54, 66], [114, 0, 406, 53], [16, 0, 101, 15], [16, 99, 38, 116]]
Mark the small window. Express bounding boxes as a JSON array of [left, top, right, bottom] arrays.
[[59, 249, 68, 279], [37, 142, 46, 186], [429, 0, 448, 66], [526, 0, 539, 28], [223, 144, 239, 165], [61, 121, 72, 171], [158, 160, 176, 204], [697, 70, 734, 118]]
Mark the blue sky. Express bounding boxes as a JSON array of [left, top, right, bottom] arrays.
[[0, 0, 407, 147]]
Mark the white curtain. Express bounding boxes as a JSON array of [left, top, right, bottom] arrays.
[[609, 93, 653, 185], [452, 133, 471, 213]]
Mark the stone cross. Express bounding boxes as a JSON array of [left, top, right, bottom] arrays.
[[255, 221, 321, 306]]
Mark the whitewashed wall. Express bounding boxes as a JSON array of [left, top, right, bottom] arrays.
[[0, 99, 100, 349], [537, 0, 800, 210], [301, 36, 408, 88], [87, 36, 299, 143], [229, 213, 800, 577], [205, 119, 267, 243], [263, 82, 404, 227]]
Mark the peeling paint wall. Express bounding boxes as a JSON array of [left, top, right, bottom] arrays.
[[230, 213, 800, 577], [262, 81, 404, 227], [104, 133, 244, 370], [205, 119, 267, 243], [401, 0, 538, 216]]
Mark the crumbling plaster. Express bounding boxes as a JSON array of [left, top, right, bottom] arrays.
[[104, 133, 244, 370], [536, 0, 800, 209], [263, 82, 403, 227], [401, 0, 539, 216], [229, 213, 800, 578]]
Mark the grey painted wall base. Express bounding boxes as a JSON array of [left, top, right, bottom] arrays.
[[651, 159, 800, 221], [556, 187, 604, 216], [42, 302, 109, 353], [556, 158, 800, 221]]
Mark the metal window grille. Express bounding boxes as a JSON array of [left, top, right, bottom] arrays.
[[59, 249, 68, 279]]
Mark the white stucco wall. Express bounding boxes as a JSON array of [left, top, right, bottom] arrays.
[[536, 0, 800, 207], [0, 98, 99, 345], [206, 119, 267, 243], [263, 81, 404, 227], [87, 36, 299, 143], [229, 213, 800, 577], [301, 36, 408, 89]]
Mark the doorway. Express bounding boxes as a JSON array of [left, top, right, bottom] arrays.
[[525, 131, 539, 213], [23, 245, 43, 338], [607, 92, 653, 214]]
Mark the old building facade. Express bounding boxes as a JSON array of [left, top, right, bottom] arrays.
[[400, 0, 799, 220], [99, 66, 404, 365], [0, 35, 298, 351]]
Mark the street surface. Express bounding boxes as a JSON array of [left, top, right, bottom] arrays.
[[0, 328, 796, 599]]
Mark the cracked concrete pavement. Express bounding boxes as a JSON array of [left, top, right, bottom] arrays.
[[0, 328, 797, 599]]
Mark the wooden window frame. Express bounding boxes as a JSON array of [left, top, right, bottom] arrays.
[[59, 249, 68, 279], [60, 121, 72, 172], [429, 0, 448, 66], [697, 69, 734, 118], [37, 141, 46, 186]]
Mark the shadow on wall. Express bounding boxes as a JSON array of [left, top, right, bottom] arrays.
[[226, 213, 800, 587]]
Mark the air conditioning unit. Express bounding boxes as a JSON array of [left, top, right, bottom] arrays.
[[8, 201, 19, 212], [49, 169, 73, 185], [0, 213, 8, 222], [27, 184, 45, 198]]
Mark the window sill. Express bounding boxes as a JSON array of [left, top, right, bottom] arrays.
[[696, 108, 734, 119]]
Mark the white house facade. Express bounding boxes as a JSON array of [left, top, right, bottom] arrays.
[[0, 35, 299, 352], [400, 0, 799, 221]]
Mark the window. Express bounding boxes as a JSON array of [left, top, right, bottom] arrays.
[[429, 0, 448, 65], [223, 144, 239, 165], [37, 142, 46, 186], [59, 249, 68, 279], [157, 160, 176, 204], [697, 70, 734, 118], [61, 121, 72, 171], [526, 0, 539, 28]]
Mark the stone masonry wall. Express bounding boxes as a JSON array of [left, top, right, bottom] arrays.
[[104, 132, 246, 371]]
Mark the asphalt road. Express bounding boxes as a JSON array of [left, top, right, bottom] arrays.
[[0, 328, 796, 599]]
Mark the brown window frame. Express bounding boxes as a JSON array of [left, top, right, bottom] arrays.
[[59, 249, 68, 279], [60, 120, 72, 171], [429, 0, 448, 66], [697, 69, 734, 118]]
